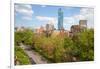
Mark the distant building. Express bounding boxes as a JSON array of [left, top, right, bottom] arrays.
[[71, 25, 81, 35], [70, 20, 87, 37], [39, 26, 45, 34], [46, 23, 54, 31], [35, 26, 44, 35], [15, 26, 25, 32], [14, 27, 18, 31], [58, 8, 63, 30], [46, 24, 50, 31], [79, 20, 87, 28], [79, 20, 87, 32], [45, 23, 54, 37]]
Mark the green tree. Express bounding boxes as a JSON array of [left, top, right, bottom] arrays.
[[15, 31, 24, 45], [74, 29, 94, 61], [23, 29, 34, 45], [63, 36, 76, 62], [79, 29, 94, 61], [53, 37, 65, 62], [15, 29, 34, 46], [15, 46, 30, 65]]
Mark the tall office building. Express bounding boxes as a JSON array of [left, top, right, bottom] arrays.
[[45, 23, 54, 37], [58, 8, 63, 30], [79, 20, 87, 28], [46, 23, 54, 31], [46, 24, 50, 31]]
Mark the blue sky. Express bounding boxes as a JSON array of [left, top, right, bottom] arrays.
[[15, 4, 94, 30]]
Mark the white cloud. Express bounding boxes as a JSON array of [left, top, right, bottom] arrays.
[[22, 16, 32, 20], [15, 4, 33, 16], [63, 17, 77, 30], [63, 8, 94, 30], [36, 16, 75, 25], [36, 16, 54, 21], [74, 14, 86, 20], [36, 16, 57, 24], [74, 8, 94, 20], [64, 17, 75, 24], [41, 5, 46, 8], [80, 8, 94, 15], [15, 4, 34, 20], [74, 8, 94, 28]]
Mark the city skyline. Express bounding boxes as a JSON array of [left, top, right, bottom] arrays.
[[15, 4, 94, 30]]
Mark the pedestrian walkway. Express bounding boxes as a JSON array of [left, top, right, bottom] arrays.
[[20, 44, 48, 64]]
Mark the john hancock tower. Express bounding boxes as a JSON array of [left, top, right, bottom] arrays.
[[58, 8, 63, 30]]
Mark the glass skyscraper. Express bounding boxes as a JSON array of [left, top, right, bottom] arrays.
[[58, 8, 63, 30]]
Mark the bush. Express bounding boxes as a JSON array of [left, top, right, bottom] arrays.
[[15, 46, 30, 65]]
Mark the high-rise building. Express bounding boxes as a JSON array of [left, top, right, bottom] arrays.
[[46, 24, 50, 31], [45, 23, 54, 37], [46, 23, 54, 31], [15, 26, 25, 32], [79, 20, 87, 32], [58, 8, 63, 30], [79, 20, 87, 28]]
